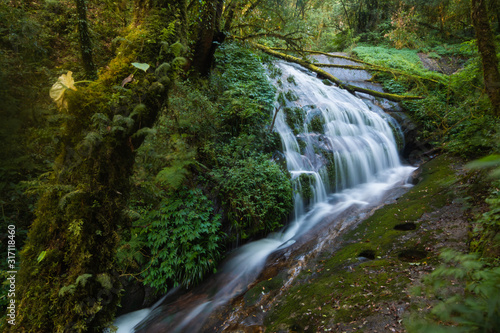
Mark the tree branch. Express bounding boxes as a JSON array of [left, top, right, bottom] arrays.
[[251, 42, 425, 103], [272, 48, 446, 85]]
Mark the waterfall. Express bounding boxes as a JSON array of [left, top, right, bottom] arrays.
[[114, 61, 415, 333]]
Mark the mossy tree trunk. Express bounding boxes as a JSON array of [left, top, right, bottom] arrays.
[[76, 0, 97, 79], [10, 1, 185, 331], [472, 0, 500, 117]]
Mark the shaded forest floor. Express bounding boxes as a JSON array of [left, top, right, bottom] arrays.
[[215, 155, 478, 332]]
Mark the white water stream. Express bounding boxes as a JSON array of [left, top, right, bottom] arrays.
[[114, 61, 415, 332]]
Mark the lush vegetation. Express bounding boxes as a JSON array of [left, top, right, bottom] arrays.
[[0, 0, 499, 332]]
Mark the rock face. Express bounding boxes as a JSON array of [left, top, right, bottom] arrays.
[[417, 53, 466, 75], [116, 279, 160, 316]]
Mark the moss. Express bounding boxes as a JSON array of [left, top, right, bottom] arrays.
[[244, 272, 287, 306], [295, 173, 316, 200], [277, 92, 286, 106], [297, 138, 307, 154], [307, 115, 325, 134], [268, 65, 283, 79], [264, 155, 460, 331], [388, 120, 404, 151], [12, 10, 178, 332], [285, 90, 299, 102], [284, 107, 305, 135], [325, 154, 337, 189], [287, 75, 297, 85]]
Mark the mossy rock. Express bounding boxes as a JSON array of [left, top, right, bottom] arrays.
[[264, 155, 461, 331], [307, 115, 325, 134], [284, 107, 306, 135]]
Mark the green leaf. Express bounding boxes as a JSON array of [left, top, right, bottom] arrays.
[[37, 251, 47, 263], [132, 62, 150, 72]]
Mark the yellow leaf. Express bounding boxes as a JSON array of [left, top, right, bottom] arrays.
[[49, 71, 77, 110]]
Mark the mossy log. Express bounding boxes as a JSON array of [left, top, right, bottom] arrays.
[[270, 47, 445, 85], [253, 43, 424, 103], [270, 47, 370, 65], [314, 63, 444, 84]]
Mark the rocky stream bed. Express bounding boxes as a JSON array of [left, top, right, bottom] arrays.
[[208, 154, 473, 333]]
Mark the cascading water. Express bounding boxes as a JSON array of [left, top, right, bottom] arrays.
[[114, 60, 416, 333]]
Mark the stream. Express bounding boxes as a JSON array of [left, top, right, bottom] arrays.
[[113, 59, 416, 332]]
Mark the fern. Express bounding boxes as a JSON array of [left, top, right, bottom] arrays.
[[139, 188, 223, 292]]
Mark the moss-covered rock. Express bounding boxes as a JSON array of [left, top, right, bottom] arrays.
[[263, 155, 464, 332]]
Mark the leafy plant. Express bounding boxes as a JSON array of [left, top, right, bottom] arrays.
[[407, 250, 500, 333], [140, 188, 223, 292], [211, 154, 293, 240]]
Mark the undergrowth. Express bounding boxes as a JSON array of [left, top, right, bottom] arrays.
[[118, 42, 293, 294], [353, 44, 499, 158]]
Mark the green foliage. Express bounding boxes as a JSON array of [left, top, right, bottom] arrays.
[[124, 41, 291, 295], [155, 137, 196, 190], [354, 44, 498, 158], [307, 115, 325, 134], [384, 4, 422, 49], [140, 188, 223, 293], [132, 62, 150, 72], [284, 107, 306, 135], [4, 2, 183, 330], [211, 154, 293, 239], [214, 42, 276, 137], [407, 250, 500, 333]]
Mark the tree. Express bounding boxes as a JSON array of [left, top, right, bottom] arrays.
[[472, 0, 500, 117], [9, 1, 185, 331], [190, 0, 225, 76], [75, 0, 97, 79]]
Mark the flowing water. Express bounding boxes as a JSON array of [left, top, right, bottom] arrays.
[[114, 61, 416, 332]]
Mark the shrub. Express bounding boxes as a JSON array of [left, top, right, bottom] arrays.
[[211, 154, 293, 240], [406, 250, 500, 333]]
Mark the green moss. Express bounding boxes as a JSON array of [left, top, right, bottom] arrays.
[[325, 154, 337, 189], [307, 115, 325, 134], [285, 90, 299, 102], [287, 75, 297, 85], [244, 272, 287, 306], [284, 107, 305, 135], [295, 173, 316, 200], [264, 155, 460, 331], [297, 139, 307, 154]]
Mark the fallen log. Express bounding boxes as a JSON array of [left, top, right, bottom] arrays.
[[270, 47, 445, 85], [252, 42, 425, 102], [315, 63, 444, 84], [270, 47, 370, 65]]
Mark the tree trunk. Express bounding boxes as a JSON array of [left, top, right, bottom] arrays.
[[76, 0, 97, 79], [191, 0, 225, 76], [11, 1, 183, 332], [472, 0, 500, 116]]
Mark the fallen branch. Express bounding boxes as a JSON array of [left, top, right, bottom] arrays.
[[270, 47, 370, 65], [271, 47, 445, 85], [269, 105, 282, 132], [315, 63, 444, 84], [252, 42, 425, 102]]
